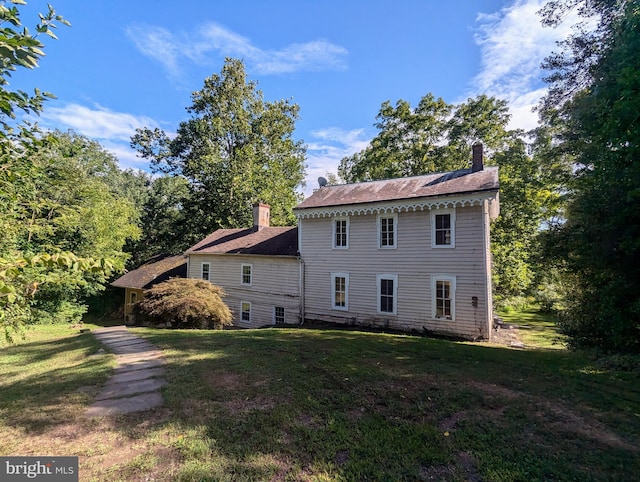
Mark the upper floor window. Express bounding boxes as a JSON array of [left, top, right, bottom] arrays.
[[377, 274, 398, 315], [331, 272, 349, 311], [333, 217, 349, 249], [432, 208, 456, 248], [241, 263, 252, 285], [201, 262, 210, 281], [378, 214, 397, 249]]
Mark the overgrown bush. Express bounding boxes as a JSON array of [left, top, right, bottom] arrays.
[[134, 278, 232, 329], [557, 277, 640, 354], [494, 295, 533, 313]]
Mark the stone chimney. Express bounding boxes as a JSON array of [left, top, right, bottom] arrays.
[[252, 203, 270, 231], [472, 142, 484, 173]]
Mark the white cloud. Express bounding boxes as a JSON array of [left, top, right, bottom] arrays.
[[125, 22, 348, 80], [40, 103, 161, 170], [126, 26, 182, 79], [42, 103, 160, 142], [100, 141, 150, 170], [302, 127, 370, 197], [472, 0, 579, 131]]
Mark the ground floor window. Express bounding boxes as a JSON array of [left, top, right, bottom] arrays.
[[331, 272, 349, 310], [274, 306, 285, 324], [201, 262, 210, 281], [377, 274, 398, 315], [432, 275, 456, 320], [240, 301, 251, 322]]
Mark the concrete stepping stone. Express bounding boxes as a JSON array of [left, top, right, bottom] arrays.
[[86, 326, 167, 417], [85, 393, 164, 417], [106, 367, 165, 385], [116, 359, 166, 374], [95, 377, 166, 401]]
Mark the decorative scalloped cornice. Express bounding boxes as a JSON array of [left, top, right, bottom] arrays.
[[295, 192, 496, 219]]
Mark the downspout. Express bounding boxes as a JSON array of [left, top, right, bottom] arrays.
[[299, 257, 305, 325], [481, 198, 493, 340], [297, 215, 305, 325]]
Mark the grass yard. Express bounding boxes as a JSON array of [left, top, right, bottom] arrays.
[[1, 316, 639, 481], [497, 306, 566, 349]]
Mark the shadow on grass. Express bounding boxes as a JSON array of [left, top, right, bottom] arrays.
[[127, 327, 640, 481], [0, 332, 114, 433], [3, 326, 639, 480]]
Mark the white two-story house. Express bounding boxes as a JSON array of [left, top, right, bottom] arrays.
[[116, 145, 499, 339], [293, 145, 499, 339]]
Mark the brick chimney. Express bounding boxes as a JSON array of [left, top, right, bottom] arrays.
[[252, 203, 270, 231], [472, 142, 484, 173]]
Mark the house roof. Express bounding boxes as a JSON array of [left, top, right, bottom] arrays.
[[111, 254, 188, 290], [186, 226, 298, 257], [295, 166, 499, 211]]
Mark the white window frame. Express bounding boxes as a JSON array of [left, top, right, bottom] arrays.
[[431, 208, 456, 248], [273, 306, 285, 324], [241, 263, 252, 286], [377, 213, 397, 249], [332, 217, 349, 249], [240, 301, 251, 323], [331, 272, 349, 311], [376, 274, 398, 315], [431, 275, 456, 320], [201, 262, 210, 281]]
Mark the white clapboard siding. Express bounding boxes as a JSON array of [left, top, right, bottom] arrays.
[[300, 205, 492, 339], [188, 254, 301, 328]]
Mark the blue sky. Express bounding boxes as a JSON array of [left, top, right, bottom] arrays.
[[11, 0, 576, 196]]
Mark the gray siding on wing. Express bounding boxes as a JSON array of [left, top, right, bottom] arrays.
[[299, 206, 491, 339], [188, 254, 301, 328]]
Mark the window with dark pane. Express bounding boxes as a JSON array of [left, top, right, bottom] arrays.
[[274, 306, 285, 323], [380, 278, 394, 313], [380, 217, 395, 247], [335, 219, 348, 247], [435, 214, 451, 245]]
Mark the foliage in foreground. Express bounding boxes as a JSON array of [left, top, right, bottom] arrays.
[[134, 278, 233, 329], [540, 0, 640, 353], [0, 4, 137, 341]]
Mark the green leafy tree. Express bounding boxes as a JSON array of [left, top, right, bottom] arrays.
[[125, 175, 192, 267], [338, 94, 513, 182], [20, 131, 141, 324], [0, 1, 69, 138], [540, 0, 640, 352], [24, 131, 140, 258], [338, 94, 452, 181], [131, 58, 306, 244], [491, 138, 563, 302], [0, 4, 137, 340]]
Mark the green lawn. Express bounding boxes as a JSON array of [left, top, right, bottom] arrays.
[[497, 306, 566, 349], [1, 320, 638, 481]]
